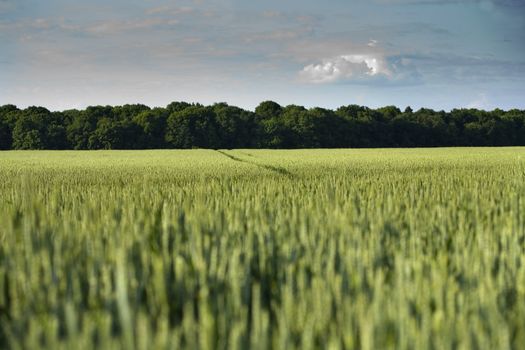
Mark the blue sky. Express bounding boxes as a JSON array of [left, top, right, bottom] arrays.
[[1, 0, 524, 111]]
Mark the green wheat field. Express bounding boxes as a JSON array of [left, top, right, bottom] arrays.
[[1, 148, 525, 350]]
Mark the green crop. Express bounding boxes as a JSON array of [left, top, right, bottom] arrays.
[[0, 148, 524, 349]]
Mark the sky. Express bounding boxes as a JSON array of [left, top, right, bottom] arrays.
[[1, 0, 524, 111]]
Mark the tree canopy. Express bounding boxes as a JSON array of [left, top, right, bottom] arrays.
[[0, 102, 524, 150]]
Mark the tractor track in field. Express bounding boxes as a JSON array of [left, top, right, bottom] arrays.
[[215, 150, 294, 177]]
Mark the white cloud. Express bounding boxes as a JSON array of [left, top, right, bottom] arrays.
[[300, 54, 393, 83], [466, 93, 490, 109]]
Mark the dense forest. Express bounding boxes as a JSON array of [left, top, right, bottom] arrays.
[[1, 101, 524, 150]]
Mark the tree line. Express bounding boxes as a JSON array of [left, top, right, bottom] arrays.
[[1, 101, 525, 150]]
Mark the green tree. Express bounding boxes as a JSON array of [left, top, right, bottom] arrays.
[[1, 101, 524, 149], [0, 105, 20, 150], [113, 104, 150, 121], [12, 107, 68, 150], [0, 119, 11, 150], [166, 101, 192, 114], [133, 108, 168, 149], [280, 105, 312, 148], [306, 107, 347, 148], [67, 106, 113, 149], [213, 103, 257, 148], [165, 106, 220, 149], [501, 109, 525, 145], [88, 118, 143, 150], [255, 101, 289, 148], [255, 100, 283, 120], [335, 104, 368, 120], [377, 106, 401, 121]]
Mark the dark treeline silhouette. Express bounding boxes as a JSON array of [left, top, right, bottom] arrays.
[[1, 101, 524, 150]]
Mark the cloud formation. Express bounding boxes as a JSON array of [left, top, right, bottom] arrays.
[[300, 54, 393, 83], [1, 0, 524, 111], [376, 0, 525, 7]]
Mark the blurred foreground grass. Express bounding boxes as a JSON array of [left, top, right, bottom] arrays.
[[0, 148, 524, 349]]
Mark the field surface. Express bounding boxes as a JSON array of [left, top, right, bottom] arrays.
[[1, 148, 525, 349]]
